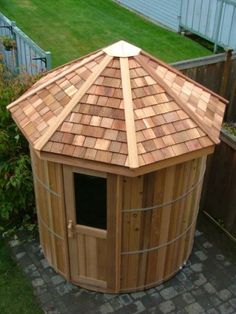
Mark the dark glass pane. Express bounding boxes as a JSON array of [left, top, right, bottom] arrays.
[[74, 173, 107, 229]]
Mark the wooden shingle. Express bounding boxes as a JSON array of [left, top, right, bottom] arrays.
[[7, 40, 227, 172]]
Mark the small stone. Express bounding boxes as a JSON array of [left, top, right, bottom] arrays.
[[31, 270, 40, 278], [32, 278, 45, 287], [182, 292, 195, 304], [110, 298, 123, 311], [191, 263, 203, 272], [55, 282, 75, 296], [218, 302, 234, 314], [24, 264, 37, 274], [229, 298, 236, 308], [74, 288, 86, 297], [195, 230, 203, 237], [104, 293, 116, 300], [184, 260, 192, 268], [16, 252, 26, 259], [203, 242, 213, 248], [176, 272, 188, 283], [194, 274, 207, 286], [38, 291, 52, 305], [160, 287, 178, 300], [217, 289, 232, 301], [43, 303, 58, 314], [185, 302, 204, 313], [216, 254, 225, 261], [146, 288, 156, 295], [131, 291, 146, 299], [149, 306, 158, 314], [51, 275, 65, 286], [223, 261, 231, 266], [159, 300, 175, 314], [134, 300, 145, 313], [35, 285, 47, 296], [151, 291, 162, 302], [229, 284, 236, 295], [156, 284, 164, 291], [207, 309, 219, 314], [192, 288, 204, 297], [209, 295, 221, 307], [31, 244, 40, 253], [98, 303, 113, 314], [194, 251, 208, 261], [182, 267, 193, 276], [203, 283, 216, 294], [40, 258, 49, 269], [119, 294, 132, 306], [9, 239, 20, 247]]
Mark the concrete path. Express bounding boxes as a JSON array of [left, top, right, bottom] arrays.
[[9, 213, 236, 314]]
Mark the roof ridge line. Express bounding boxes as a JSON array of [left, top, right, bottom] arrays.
[[139, 51, 228, 104], [120, 57, 139, 169], [135, 55, 219, 144], [34, 54, 113, 151], [7, 50, 104, 110]]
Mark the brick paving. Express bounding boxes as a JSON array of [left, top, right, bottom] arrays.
[[9, 213, 236, 314]]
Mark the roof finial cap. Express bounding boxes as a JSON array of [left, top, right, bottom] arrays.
[[103, 40, 141, 57]]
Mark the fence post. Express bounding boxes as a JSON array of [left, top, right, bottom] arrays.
[[45, 51, 51, 70], [226, 72, 236, 122], [220, 49, 232, 98]]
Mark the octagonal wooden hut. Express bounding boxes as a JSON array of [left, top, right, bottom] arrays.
[[7, 41, 226, 293]]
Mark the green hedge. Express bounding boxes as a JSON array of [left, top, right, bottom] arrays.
[[0, 59, 38, 233]]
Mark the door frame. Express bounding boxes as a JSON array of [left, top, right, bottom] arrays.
[[63, 164, 123, 292], [63, 164, 108, 289]]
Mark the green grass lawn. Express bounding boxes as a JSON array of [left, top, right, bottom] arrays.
[[0, 0, 211, 67], [0, 239, 42, 314]]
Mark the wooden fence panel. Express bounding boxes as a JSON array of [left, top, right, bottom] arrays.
[[173, 52, 236, 238], [172, 51, 236, 121], [201, 131, 236, 238]]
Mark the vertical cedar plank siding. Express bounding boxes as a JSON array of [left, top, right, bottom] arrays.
[[115, 0, 181, 31], [30, 147, 69, 279], [120, 156, 206, 292], [30, 145, 206, 292]]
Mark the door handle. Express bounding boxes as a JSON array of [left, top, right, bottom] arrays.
[[68, 220, 74, 238]]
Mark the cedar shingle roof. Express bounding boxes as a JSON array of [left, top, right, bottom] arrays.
[[8, 40, 227, 171]]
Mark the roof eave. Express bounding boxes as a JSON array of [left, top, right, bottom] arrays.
[[37, 145, 215, 177]]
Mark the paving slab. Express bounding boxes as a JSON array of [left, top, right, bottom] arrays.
[[9, 213, 236, 313]]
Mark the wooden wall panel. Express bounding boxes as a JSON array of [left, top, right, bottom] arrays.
[[30, 147, 69, 279], [120, 156, 206, 292], [107, 174, 122, 291], [121, 176, 144, 289], [31, 146, 207, 292]]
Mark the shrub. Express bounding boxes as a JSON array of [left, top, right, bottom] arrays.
[[0, 60, 38, 233], [0, 36, 17, 51]]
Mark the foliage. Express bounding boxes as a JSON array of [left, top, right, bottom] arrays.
[[0, 237, 42, 313], [0, 60, 38, 233], [223, 122, 236, 137], [0, 0, 212, 67], [0, 35, 17, 51]]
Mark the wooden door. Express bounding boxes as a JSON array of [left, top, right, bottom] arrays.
[[63, 165, 107, 290]]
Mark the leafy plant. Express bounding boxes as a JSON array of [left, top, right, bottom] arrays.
[[0, 36, 17, 51], [0, 60, 38, 234], [223, 122, 236, 137]]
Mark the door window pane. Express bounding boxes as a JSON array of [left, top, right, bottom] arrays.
[[74, 173, 107, 229]]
